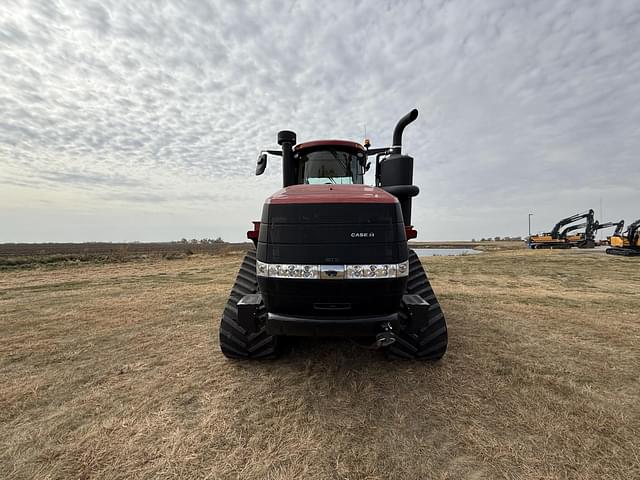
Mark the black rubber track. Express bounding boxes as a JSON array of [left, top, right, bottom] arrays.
[[531, 243, 571, 249], [385, 249, 448, 360], [219, 250, 280, 359], [606, 247, 640, 257]]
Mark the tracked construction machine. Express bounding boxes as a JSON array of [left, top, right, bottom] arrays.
[[563, 218, 623, 248], [594, 220, 624, 246], [219, 109, 447, 360], [606, 219, 640, 256], [528, 210, 595, 249]]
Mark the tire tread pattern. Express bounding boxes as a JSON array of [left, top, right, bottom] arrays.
[[219, 250, 279, 359], [385, 249, 448, 360]]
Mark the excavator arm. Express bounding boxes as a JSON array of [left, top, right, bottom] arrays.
[[550, 209, 595, 238], [593, 220, 624, 234], [559, 222, 586, 239], [583, 210, 596, 239]]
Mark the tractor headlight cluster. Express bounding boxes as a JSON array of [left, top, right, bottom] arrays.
[[346, 263, 396, 279], [256, 260, 409, 279], [256, 260, 319, 279]]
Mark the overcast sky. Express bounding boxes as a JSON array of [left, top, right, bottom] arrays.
[[1, 0, 639, 242]]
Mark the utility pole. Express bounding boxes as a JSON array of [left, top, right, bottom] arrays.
[[600, 196, 603, 222], [528, 213, 533, 238]]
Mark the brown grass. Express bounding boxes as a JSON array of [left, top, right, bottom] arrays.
[[1, 250, 639, 479], [409, 240, 526, 251]]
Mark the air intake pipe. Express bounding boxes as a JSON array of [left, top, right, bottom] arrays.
[[380, 109, 420, 226], [278, 130, 297, 187]]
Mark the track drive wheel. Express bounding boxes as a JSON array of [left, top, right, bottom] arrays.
[[219, 250, 280, 359], [385, 249, 448, 361]]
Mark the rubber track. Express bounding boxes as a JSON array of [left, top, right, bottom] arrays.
[[531, 243, 571, 249], [385, 249, 448, 360], [606, 247, 640, 257], [219, 250, 280, 359]]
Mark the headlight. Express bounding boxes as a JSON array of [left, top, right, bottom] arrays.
[[256, 260, 269, 277], [345, 264, 397, 279], [256, 260, 408, 279], [396, 260, 409, 277], [263, 262, 319, 279]]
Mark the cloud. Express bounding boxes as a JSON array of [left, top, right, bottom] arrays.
[[35, 170, 140, 188], [1, 0, 640, 241]]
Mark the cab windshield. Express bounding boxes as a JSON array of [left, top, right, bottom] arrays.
[[296, 149, 364, 185]]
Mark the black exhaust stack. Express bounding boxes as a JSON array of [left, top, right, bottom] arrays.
[[278, 130, 297, 188], [380, 109, 420, 226], [391, 109, 418, 154]]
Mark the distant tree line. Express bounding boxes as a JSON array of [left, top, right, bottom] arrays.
[[176, 237, 226, 245], [472, 236, 523, 242]]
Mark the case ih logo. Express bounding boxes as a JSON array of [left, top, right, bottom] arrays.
[[351, 232, 375, 238]]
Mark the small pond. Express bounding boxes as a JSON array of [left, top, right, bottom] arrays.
[[413, 248, 481, 257]]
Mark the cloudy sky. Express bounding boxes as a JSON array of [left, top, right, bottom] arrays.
[[1, 0, 639, 242]]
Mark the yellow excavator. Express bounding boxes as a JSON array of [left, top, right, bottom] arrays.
[[528, 210, 595, 249], [606, 219, 640, 256], [595, 220, 625, 246], [564, 219, 624, 247]]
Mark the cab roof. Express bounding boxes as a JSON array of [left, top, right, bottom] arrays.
[[294, 139, 365, 152], [265, 184, 398, 205]]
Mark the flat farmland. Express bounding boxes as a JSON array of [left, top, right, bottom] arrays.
[[1, 249, 639, 479], [0, 242, 251, 269]]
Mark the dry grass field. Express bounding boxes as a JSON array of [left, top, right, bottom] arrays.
[[1, 249, 639, 479]]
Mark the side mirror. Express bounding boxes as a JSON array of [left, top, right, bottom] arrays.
[[364, 161, 371, 173], [256, 152, 267, 175]]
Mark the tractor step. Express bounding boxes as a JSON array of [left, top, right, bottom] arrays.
[[402, 294, 431, 332], [237, 294, 263, 333]]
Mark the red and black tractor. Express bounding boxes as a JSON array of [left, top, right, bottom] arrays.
[[219, 109, 447, 360]]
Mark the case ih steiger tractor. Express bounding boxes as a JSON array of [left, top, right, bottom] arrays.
[[219, 109, 447, 360]]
